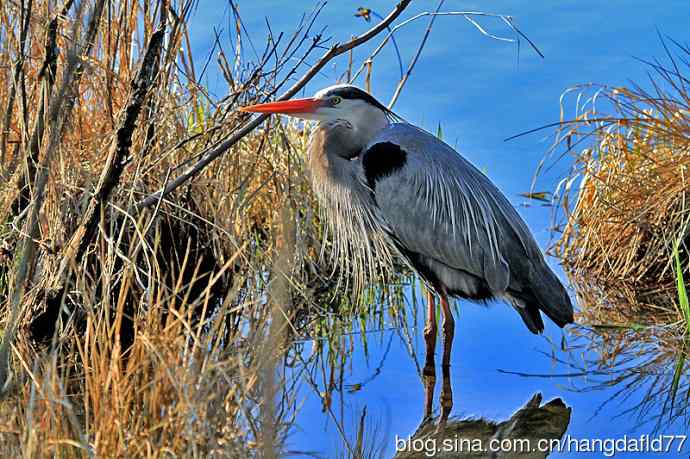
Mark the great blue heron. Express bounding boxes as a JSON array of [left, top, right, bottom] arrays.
[[240, 84, 574, 427]]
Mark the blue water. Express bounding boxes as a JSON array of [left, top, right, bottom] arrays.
[[284, 307, 689, 457], [186, 1, 690, 456]]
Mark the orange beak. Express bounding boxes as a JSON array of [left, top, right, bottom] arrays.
[[239, 97, 321, 114]]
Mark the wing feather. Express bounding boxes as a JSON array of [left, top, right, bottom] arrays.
[[360, 123, 539, 294]]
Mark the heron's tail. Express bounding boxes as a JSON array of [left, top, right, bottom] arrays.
[[507, 261, 574, 334]]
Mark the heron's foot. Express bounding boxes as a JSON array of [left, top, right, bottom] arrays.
[[420, 413, 435, 429], [423, 369, 436, 421], [439, 363, 453, 433], [434, 417, 448, 436]]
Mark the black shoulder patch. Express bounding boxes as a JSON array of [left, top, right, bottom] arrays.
[[362, 142, 407, 191]]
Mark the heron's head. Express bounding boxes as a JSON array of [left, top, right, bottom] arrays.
[[239, 84, 392, 132]]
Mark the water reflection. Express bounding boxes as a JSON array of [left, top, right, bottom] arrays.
[[558, 325, 690, 431], [422, 290, 454, 432], [290, 299, 578, 458], [403, 307, 572, 458], [290, 285, 690, 457], [395, 393, 571, 459]]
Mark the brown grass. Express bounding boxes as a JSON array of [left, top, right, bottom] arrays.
[[545, 42, 690, 328], [0, 1, 537, 455], [0, 1, 404, 456], [522, 41, 690, 434]]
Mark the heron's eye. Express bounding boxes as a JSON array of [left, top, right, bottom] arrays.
[[331, 96, 342, 106]]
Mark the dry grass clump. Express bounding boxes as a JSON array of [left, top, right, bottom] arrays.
[[0, 250, 270, 457], [537, 42, 690, 434], [548, 43, 690, 328], [0, 1, 408, 456]]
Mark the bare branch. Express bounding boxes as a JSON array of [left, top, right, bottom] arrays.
[[388, 0, 445, 109], [350, 10, 543, 84], [135, 0, 413, 210], [0, 0, 32, 175], [0, 0, 107, 395], [56, 28, 165, 289]]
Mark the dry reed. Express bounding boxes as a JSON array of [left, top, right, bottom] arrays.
[[0, 1, 540, 456], [0, 1, 352, 455], [545, 41, 690, 328]]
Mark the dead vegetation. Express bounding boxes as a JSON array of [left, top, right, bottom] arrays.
[[0, 0, 394, 455], [544, 41, 690, 329], [0, 0, 542, 456], [0, 0, 434, 454], [532, 41, 690, 432]]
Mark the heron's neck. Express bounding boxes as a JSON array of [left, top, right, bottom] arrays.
[[346, 110, 390, 150], [309, 115, 385, 166]]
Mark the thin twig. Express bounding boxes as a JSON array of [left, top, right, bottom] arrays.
[[387, 0, 445, 109], [0, 0, 32, 176], [135, 0, 413, 210], [0, 0, 107, 394], [351, 10, 543, 84]]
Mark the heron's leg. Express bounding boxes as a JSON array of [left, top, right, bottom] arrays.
[[422, 290, 437, 421], [423, 290, 437, 371], [440, 292, 455, 367], [438, 291, 455, 432]]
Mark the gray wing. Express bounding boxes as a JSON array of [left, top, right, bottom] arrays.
[[360, 123, 537, 292], [360, 123, 573, 330]]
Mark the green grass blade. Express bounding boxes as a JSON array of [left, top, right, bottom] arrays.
[[673, 239, 690, 333]]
